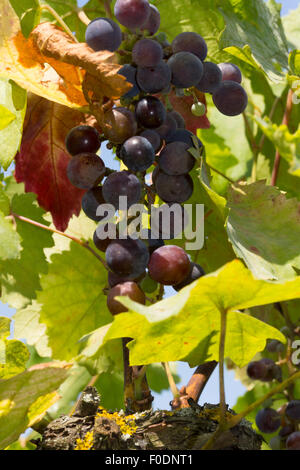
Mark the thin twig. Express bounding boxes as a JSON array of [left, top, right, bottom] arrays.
[[40, 4, 79, 43], [103, 0, 113, 19], [219, 309, 227, 424], [77, 9, 91, 26], [206, 163, 235, 184], [162, 362, 180, 399]]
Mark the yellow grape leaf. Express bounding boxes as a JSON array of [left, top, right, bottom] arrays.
[[28, 391, 59, 427]]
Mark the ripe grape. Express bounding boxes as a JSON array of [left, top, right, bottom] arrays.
[[120, 136, 155, 172], [266, 339, 285, 354], [67, 153, 105, 189], [148, 245, 191, 285], [247, 358, 280, 382], [102, 171, 142, 209], [166, 129, 203, 150], [107, 281, 145, 315], [135, 96, 166, 129], [82, 186, 106, 222], [141, 4, 160, 35], [286, 400, 300, 422], [118, 64, 140, 99], [132, 38, 163, 67], [136, 61, 171, 94], [172, 32, 207, 61], [212, 81, 248, 116], [93, 224, 116, 252], [168, 110, 185, 129], [155, 113, 177, 141], [65, 125, 101, 156], [103, 107, 137, 144], [173, 262, 205, 291], [158, 141, 195, 175], [286, 432, 300, 450], [106, 238, 149, 278], [114, 0, 150, 30], [279, 425, 295, 438], [139, 129, 162, 153], [196, 62, 222, 94], [154, 171, 194, 203], [168, 52, 203, 88], [108, 270, 145, 288], [85, 17, 122, 52], [255, 408, 281, 434], [218, 63, 242, 83]]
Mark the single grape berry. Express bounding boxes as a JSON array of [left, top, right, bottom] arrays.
[[154, 171, 194, 203], [168, 52, 203, 88], [65, 125, 101, 156], [212, 81, 248, 116], [218, 63, 242, 83], [82, 186, 105, 222], [118, 64, 140, 99], [172, 32, 207, 61], [106, 238, 149, 279], [148, 245, 191, 285], [141, 4, 160, 35], [140, 275, 158, 294], [67, 153, 105, 189], [135, 96, 166, 129], [266, 339, 285, 354], [255, 408, 281, 434], [132, 38, 163, 67], [136, 61, 171, 94], [93, 224, 116, 252], [166, 129, 203, 150], [286, 432, 300, 450], [155, 113, 178, 141], [120, 136, 155, 172], [173, 262, 205, 291], [158, 141, 195, 175], [286, 401, 300, 422], [102, 171, 142, 209], [247, 358, 280, 382], [196, 62, 222, 94], [85, 17, 122, 52], [168, 110, 185, 129], [191, 102, 206, 117], [103, 107, 137, 144], [107, 281, 145, 315], [114, 0, 150, 30], [139, 129, 162, 153]]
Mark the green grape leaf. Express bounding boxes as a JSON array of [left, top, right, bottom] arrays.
[[0, 193, 54, 309], [0, 366, 68, 449], [289, 50, 300, 77], [0, 187, 10, 216], [9, 0, 40, 37], [0, 318, 11, 339], [38, 242, 112, 361], [227, 181, 300, 280], [0, 211, 21, 261], [282, 5, 300, 50], [82, 260, 300, 369], [0, 339, 30, 380], [0, 79, 27, 171]]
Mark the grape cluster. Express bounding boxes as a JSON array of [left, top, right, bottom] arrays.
[[65, 0, 248, 317]]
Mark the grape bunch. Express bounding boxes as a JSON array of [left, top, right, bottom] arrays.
[[65, 0, 248, 317]]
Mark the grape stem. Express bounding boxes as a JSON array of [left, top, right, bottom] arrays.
[[103, 0, 113, 19], [162, 362, 180, 400], [39, 5, 79, 43], [218, 308, 227, 424], [9, 212, 109, 270], [77, 9, 91, 26]]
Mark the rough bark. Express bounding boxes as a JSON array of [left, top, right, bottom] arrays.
[[36, 387, 262, 451]]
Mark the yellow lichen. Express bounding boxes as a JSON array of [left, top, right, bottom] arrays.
[[74, 431, 94, 450], [96, 407, 137, 436]]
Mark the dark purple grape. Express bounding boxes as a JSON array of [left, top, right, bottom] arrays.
[[118, 64, 140, 99], [286, 432, 300, 450], [114, 0, 150, 30], [286, 401, 300, 422], [168, 52, 203, 88], [155, 113, 177, 141], [141, 229, 165, 254], [218, 63, 242, 83], [107, 281, 145, 315], [256, 408, 281, 434], [136, 61, 171, 94], [141, 4, 160, 35], [67, 153, 105, 189], [168, 110, 185, 129], [65, 125, 101, 156], [172, 32, 207, 61], [151, 165, 160, 185], [102, 171, 142, 209], [108, 270, 145, 288], [279, 425, 295, 438], [266, 339, 285, 354], [154, 172, 194, 203], [120, 136, 155, 172], [212, 81, 248, 116], [106, 238, 149, 278], [158, 141, 195, 175], [82, 186, 106, 221], [148, 245, 191, 285], [139, 129, 162, 153], [132, 38, 163, 67], [93, 224, 116, 252], [173, 262, 205, 291], [135, 96, 166, 129], [166, 129, 202, 151], [247, 358, 280, 382], [196, 62, 222, 94], [150, 203, 188, 240], [103, 107, 137, 144], [85, 17, 122, 52]]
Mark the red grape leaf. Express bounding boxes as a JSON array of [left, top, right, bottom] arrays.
[[168, 90, 210, 134], [15, 94, 87, 232]]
